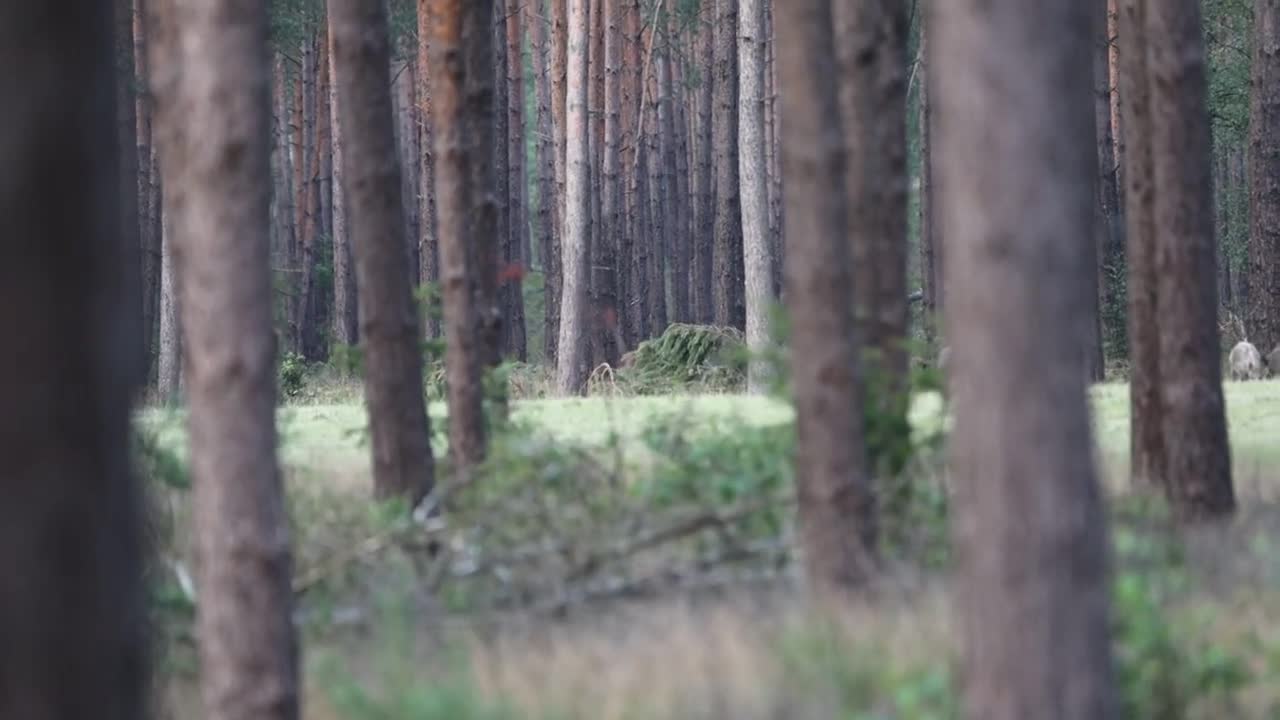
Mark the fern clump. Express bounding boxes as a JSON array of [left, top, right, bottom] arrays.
[[611, 324, 747, 394]]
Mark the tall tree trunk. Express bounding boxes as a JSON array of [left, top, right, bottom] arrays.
[[836, 0, 909, 386], [329, 12, 358, 347], [1248, 0, 1280, 354], [136, 0, 162, 382], [316, 22, 335, 346], [1096, 0, 1126, 362], [395, 47, 423, 293], [1148, 0, 1235, 520], [157, 203, 183, 402], [650, 33, 670, 333], [740, 0, 773, 393], [671, 40, 693, 322], [764, 0, 784, 298], [116, 0, 144, 386], [646, 43, 669, 334], [918, 15, 937, 346], [713, 0, 744, 329], [597, 0, 623, 365], [428, 0, 498, 473], [625, 0, 651, 342], [416, 0, 440, 339], [494, 1, 512, 359], [534, 0, 560, 360], [777, 0, 876, 593], [0, 4, 148, 717], [934, 0, 1120, 714], [1219, 148, 1235, 312], [506, 0, 529, 360], [1118, 0, 1165, 491], [693, 11, 715, 324], [558, 0, 591, 393], [160, 0, 301, 717], [1109, 0, 1125, 213], [297, 35, 322, 359], [659, 22, 683, 325], [333, 0, 438, 503], [548, 0, 568, 365]]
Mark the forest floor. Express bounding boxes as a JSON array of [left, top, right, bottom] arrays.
[[144, 378, 1280, 719], [141, 378, 1280, 497]]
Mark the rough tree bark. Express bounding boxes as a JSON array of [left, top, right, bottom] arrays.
[[428, 0, 498, 472], [1248, 0, 1280, 354], [534, 0, 561, 360], [505, 0, 529, 360], [333, 0, 437, 503], [776, 0, 876, 594], [157, 203, 182, 403], [836, 0, 909, 386], [136, 0, 162, 379], [1096, 0, 1126, 362], [597, 0, 623, 366], [713, 0, 744, 330], [740, 0, 773, 393], [558, 0, 591, 393], [693, 9, 716, 324], [116, 0, 144, 385], [0, 4, 148, 718], [933, 0, 1120, 716], [918, 13, 938, 345], [1118, 0, 1165, 491], [416, 0, 440, 339], [329, 12, 358, 347], [494, 1, 512, 359], [161, 0, 301, 717], [1147, 0, 1236, 520]]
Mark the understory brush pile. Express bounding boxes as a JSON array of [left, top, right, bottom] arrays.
[[138, 379, 1280, 719]]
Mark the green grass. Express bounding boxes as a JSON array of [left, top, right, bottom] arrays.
[[139, 379, 1280, 494]]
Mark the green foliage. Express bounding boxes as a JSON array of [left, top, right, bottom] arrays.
[[330, 342, 364, 376], [279, 351, 309, 398], [612, 323, 747, 394]]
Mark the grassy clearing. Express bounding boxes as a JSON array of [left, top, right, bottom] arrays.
[[141, 378, 1280, 495], [146, 378, 1280, 719]]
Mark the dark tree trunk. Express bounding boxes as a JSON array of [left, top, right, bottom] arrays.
[[597, 0, 623, 365], [918, 15, 938, 345], [713, 0, 744, 330], [693, 8, 716, 324], [1118, 0, 1165, 491], [333, 0, 437, 503], [836, 0, 909, 385], [116, 0, 144, 387], [1248, 0, 1280, 353], [776, 0, 876, 593], [136, 0, 162, 380], [534, 0, 560, 360], [1147, 0, 1236, 520], [0, 4, 148, 718], [505, 0, 529, 361], [1096, 0, 1126, 361]]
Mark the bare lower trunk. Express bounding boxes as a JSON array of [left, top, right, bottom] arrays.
[[558, 0, 591, 393], [116, 0, 144, 387], [713, 0, 744, 329], [534, 0, 561, 361], [428, 0, 498, 472], [694, 12, 715, 324], [776, 0, 876, 594], [329, 14, 358, 347], [333, 0, 437, 503], [157, 203, 183, 403], [1248, 0, 1280, 354], [836, 0, 909, 386], [160, 0, 300, 717], [597, 0, 623, 366], [1118, 0, 1165, 491], [1147, 0, 1235, 520], [740, 0, 773, 393], [416, 0, 440, 339], [505, 0, 529, 361], [933, 0, 1120, 715]]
